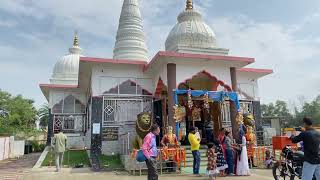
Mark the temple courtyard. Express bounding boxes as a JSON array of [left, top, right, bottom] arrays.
[[23, 168, 273, 180]]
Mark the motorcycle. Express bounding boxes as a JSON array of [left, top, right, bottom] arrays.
[[272, 145, 315, 180]]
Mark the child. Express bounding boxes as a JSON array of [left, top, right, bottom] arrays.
[[265, 148, 273, 169], [214, 141, 228, 176], [195, 127, 201, 141], [207, 143, 218, 180]]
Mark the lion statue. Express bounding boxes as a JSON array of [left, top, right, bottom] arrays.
[[132, 112, 153, 149]]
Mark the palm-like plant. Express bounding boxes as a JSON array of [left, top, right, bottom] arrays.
[[37, 104, 49, 128]]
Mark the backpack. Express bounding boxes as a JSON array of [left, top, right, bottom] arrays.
[[136, 150, 147, 162]]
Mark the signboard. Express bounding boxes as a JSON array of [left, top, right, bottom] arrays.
[[92, 123, 101, 135], [102, 127, 119, 141]]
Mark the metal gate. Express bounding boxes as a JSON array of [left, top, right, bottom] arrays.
[[102, 97, 153, 127]]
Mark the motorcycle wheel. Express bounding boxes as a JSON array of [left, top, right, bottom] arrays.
[[272, 162, 294, 180]]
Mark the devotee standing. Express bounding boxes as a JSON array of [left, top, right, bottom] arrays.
[[236, 128, 250, 176], [207, 143, 218, 180], [52, 128, 67, 172], [188, 127, 201, 175], [205, 120, 214, 143], [214, 140, 228, 176], [218, 128, 227, 157], [161, 126, 179, 172], [225, 130, 234, 175], [142, 124, 161, 180], [290, 117, 320, 180]]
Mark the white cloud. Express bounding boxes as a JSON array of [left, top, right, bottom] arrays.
[[0, 0, 319, 108], [0, 19, 17, 27], [207, 15, 320, 104]]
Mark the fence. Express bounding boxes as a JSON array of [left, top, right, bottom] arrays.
[[119, 132, 131, 155], [128, 148, 186, 176], [0, 136, 25, 161]]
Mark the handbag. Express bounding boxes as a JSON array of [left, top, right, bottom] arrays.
[[136, 150, 147, 162]]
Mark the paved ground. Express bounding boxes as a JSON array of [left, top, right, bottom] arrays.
[[0, 153, 41, 180], [24, 168, 274, 180]]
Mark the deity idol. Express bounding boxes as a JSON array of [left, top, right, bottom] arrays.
[[161, 126, 179, 172], [245, 126, 257, 168], [161, 126, 179, 148]]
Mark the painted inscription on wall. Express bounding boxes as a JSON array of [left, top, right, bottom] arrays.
[[102, 127, 119, 141]]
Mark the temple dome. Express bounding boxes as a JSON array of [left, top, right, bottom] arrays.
[[50, 33, 83, 85], [165, 1, 218, 52]]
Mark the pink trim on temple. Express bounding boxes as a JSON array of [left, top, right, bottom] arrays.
[[80, 57, 147, 66], [144, 51, 255, 71], [39, 84, 78, 89], [238, 68, 273, 74]]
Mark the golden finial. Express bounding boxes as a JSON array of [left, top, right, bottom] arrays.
[[73, 30, 79, 47], [186, 0, 193, 10]]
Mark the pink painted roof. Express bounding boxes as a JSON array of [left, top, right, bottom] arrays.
[[144, 51, 255, 71], [80, 57, 147, 66], [39, 84, 78, 89], [237, 68, 273, 74]]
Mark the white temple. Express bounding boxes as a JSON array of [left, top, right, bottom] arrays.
[[40, 0, 272, 155]]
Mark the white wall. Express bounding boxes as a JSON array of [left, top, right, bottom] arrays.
[[0, 136, 25, 161], [151, 63, 168, 90], [13, 140, 25, 157], [91, 64, 154, 96], [176, 60, 232, 88], [49, 89, 87, 109], [65, 133, 85, 149], [0, 137, 10, 161], [237, 73, 259, 100]]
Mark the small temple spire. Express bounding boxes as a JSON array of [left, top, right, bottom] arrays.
[[73, 30, 79, 47], [186, 0, 193, 10], [69, 30, 82, 54]]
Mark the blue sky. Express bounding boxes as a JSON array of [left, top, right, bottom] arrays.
[[0, 0, 319, 109]]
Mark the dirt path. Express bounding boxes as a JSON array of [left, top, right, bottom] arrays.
[[24, 168, 274, 180], [0, 153, 41, 180]]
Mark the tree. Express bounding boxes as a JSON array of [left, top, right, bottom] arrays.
[[261, 100, 292, 117], [38, 104, 49, 128], [0, 89, 37, 133], [294, 95, 320, 125]]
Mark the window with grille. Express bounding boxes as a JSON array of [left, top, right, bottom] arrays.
[[220, 102, 231, 128], [103, 98, 153, 127]]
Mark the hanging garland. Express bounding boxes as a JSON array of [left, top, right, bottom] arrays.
[[187, 89, 193, 109], [203, 92, 210, 110]]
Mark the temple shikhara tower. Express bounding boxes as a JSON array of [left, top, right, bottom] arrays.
[[40, 0, 272, 162]]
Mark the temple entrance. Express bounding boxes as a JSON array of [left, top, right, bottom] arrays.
[[176, 95, 223, 145], [154, 71, 234, 145], [175, 71, 232, 144]]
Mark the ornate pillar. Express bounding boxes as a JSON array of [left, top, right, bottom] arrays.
[[230, 67, 238, 139], [91, 96, 103, 171], [46, 109, 53, 145], [167, 63, 176, 128], [91, 97, 102, 153]]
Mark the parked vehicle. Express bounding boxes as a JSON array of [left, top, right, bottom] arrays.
[[272, 145, 315, 180]]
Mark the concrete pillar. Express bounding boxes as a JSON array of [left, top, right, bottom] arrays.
[[230, 67, 238, 140], [167, 63, 176, 128], [46, 109, 53, 146]]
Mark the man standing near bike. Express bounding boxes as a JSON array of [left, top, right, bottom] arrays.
[[291, 117, 320, 180]]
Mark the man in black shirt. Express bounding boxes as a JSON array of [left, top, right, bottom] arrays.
[[291, 117, 320, 180]]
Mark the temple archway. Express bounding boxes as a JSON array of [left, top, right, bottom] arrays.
[[177, 70, 232, 91], [154, 78, 168, 98]]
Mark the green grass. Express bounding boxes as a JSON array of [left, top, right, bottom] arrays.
[[42, 150, 90, 167], [99, 154, 124, 170]]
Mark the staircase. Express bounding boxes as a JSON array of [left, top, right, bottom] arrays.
[[181, 145, 207, 174]]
